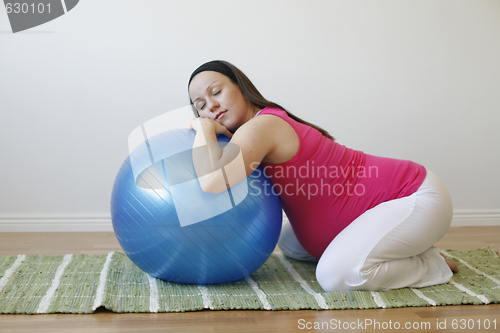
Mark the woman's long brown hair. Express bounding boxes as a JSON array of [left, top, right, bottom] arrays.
[[190, 60, 334, 140]]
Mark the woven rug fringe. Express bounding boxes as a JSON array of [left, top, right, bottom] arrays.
[[0, 247, 498, 314]]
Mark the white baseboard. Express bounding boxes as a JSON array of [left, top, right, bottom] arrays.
[[451, 209, 500, 227], [0, 214, 113, 232], [0, 210, 499, 232]]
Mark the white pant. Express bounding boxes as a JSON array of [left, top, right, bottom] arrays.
[[278, 169, 454, 292]]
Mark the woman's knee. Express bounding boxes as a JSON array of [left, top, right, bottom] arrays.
[[316, 253, 363, 292], [316, 261, 385, 292]]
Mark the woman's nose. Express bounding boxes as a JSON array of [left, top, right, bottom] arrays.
[[209, 100, 220, 112]]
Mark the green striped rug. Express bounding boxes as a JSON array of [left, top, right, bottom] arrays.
[[0, 248, 498, 314]]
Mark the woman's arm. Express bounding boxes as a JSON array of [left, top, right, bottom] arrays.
[[190, 116, 278, 193]]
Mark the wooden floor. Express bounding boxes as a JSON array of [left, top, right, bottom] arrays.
[[1, 227, 499, 333]]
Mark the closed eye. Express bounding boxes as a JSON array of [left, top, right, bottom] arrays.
[[198, 89, 220, 110]]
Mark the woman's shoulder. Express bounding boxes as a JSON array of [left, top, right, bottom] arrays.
[[258, 107, 288, 117], [236, 109, 287, 136], [233, 108, 300, 164], [251, 107, 293, 129]]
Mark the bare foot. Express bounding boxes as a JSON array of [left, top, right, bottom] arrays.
[[440, 253, 459, 273]]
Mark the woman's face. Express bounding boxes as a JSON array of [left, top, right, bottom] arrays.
[[189, 71, 254, 132]]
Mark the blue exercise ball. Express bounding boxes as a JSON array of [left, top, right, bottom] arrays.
[[110, 128, 282, 284]]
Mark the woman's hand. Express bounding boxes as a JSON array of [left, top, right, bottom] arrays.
[[189, 118, 233, 138], [189, 117, 233, 193]]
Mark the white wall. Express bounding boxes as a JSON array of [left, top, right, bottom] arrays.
[[0, 0, 499, 231]]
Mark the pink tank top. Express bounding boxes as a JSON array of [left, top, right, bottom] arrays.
[[258, 107, 426, 258]]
